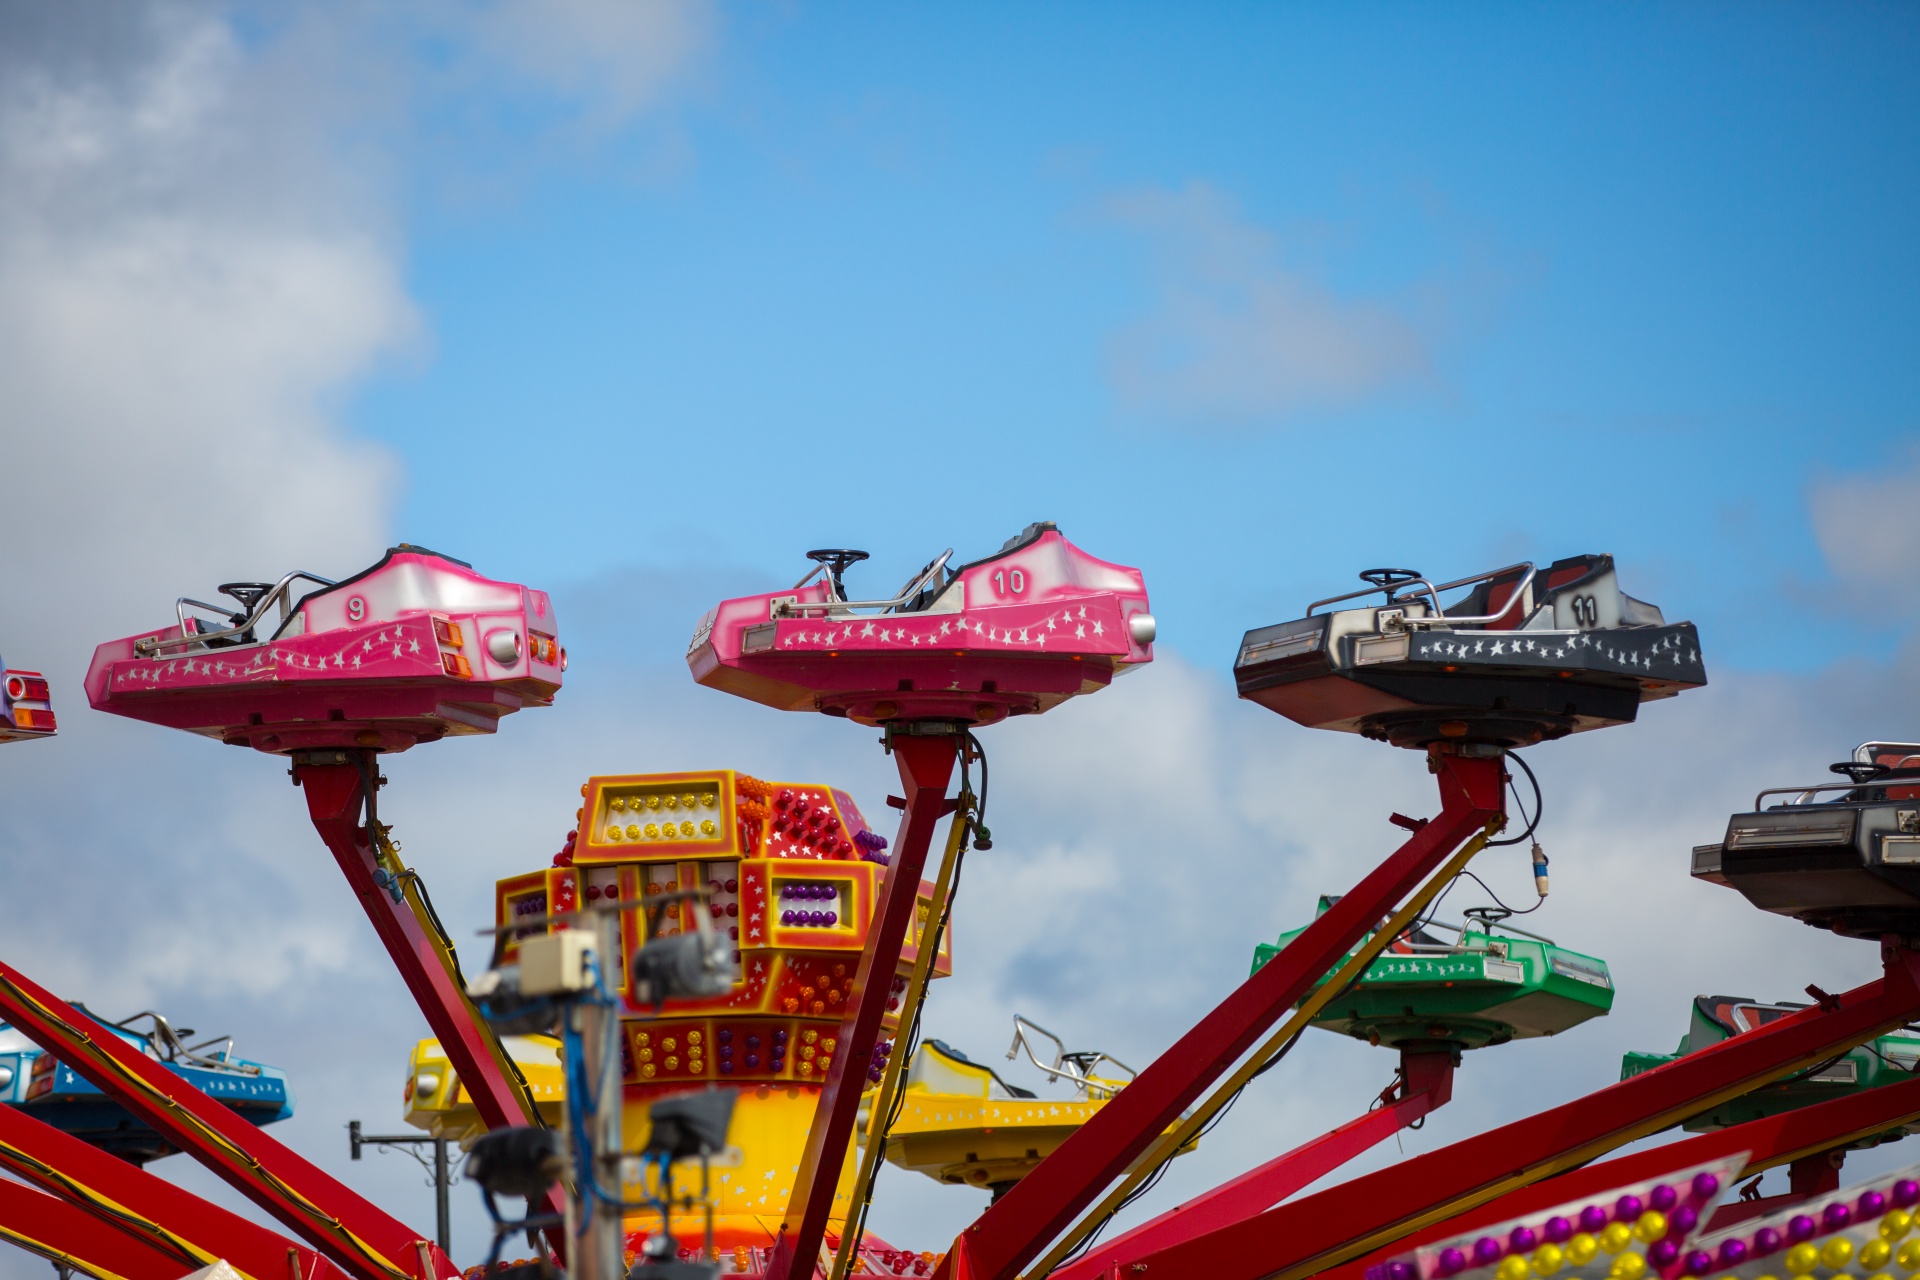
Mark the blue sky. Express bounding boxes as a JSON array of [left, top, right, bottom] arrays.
[[357, 3, 1920, 671], [4, 2, 1920, 1269]]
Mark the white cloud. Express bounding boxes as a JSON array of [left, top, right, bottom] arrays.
[[1106, 182, 1435, 421], [1809, 450, 1920, 592]]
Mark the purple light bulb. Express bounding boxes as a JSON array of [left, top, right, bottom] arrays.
[[1472, 1238, 1503, 1267], [1616, 1195, 1645, 1222], [1436, 1248, 1468, 1277], [1649, 1184, 1678, 1213], [1649, 1241, 1681, 1269], [1667, 1205, 1699, 1237], [1684, 1250, 1712, 1276], [1860, 1189, 1888, 1219], [1895, 1180, 1920, 1208], [1509, 1227, 1537, 1254], [1786, 1215, 1817, 1243], [1823, 1203, 1852, 1233], [1752, 1228, 1782, 1257], [1717, 1240, 1749, 1269], [1579, 1206, 1609, 1233], [1387, 1263, 1415, 1280], [1691, 1173, 1721, 1201], [1545, 1218, 1573, 1245], [825, 911, 838, 926]]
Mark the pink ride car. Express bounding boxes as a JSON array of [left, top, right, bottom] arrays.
[[87, 544, 563, 754], [688, 522, 1154, 726]]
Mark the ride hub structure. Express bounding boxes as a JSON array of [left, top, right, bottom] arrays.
[[688, 522, 1154, 1280]]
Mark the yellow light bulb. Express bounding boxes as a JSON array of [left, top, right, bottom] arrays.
[[1900, 1240, 1920, 1271], [626, 824, 640, 840], [606, 826, 623, 841], [681, 821, 695, 837], [645, 824, 660, 839], [1531, 1244, 1564, 1276], [647, 795, 661, 809], [1885, 1212, 1915, 1241], [1609, 1253, 1646, 1280], [1864, 1240, 1895, 1271], [1567, 1235, 1598, 1266], [1786, 1243, 1820, 1275], [611, 797, 626, 811], [702, 820, 717, 837], [1498, 1257, 1531, 1280], [1822, 1239, 1854, 1270], [1600, 1224, 1634, 1255], [1634, 1211, 1667, 1244]]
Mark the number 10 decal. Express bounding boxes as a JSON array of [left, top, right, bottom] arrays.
[[992, 568, 1026, 597]]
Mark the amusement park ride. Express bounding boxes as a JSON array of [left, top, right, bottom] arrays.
[[4, 533, 1920, 1280]]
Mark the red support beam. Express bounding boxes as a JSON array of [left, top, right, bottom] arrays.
[[0, 960, 451, 1280], [297, 759, 568, 1248], [1056, 1051, 1455, 1280], [764, 730, 961, 1280], [1126, 944, 1920, 1280], [1319, 1067, 1920, 1280], [0, 1097, 349, 1279], [944, 750, 1506, 1280], [0, 1176, 192, 1280]]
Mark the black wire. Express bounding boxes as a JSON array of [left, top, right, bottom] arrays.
[[1488, 751, 1542, 847], [1451, 869, 1547, 917]]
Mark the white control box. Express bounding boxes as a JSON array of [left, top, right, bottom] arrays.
[[518, 930, 598, 997]]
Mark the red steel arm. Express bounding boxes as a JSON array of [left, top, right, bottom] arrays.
[[945, 749, 1506, 1280], [765, 730, 961, 1280], [1321, 1062, 1920, 1280], [0, 960, 450, 1280], [0, 1177, 195, 1280], [1056, 1051, 1455, 1280], [1127, 943, 1920, 1280], [0, 1095, 350, 1279], [296, 759, 568, 1248]]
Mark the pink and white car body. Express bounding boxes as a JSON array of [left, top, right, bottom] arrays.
[[86, 545, 563, 754], [688, 522, 1155, 726], [0, 666, 56, 743]]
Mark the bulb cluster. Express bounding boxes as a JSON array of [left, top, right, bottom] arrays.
[[1698, 1178, 1920, 1280], [771, 789, 855, 857], [853, 828, 891, 865], [867, 1039, 892, 1086], [780, 881, 840, 927], [716, 1026, 789, 1075], [1383, 1172, 1724, 1280]]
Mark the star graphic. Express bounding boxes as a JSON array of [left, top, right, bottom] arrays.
[[1075, 624, 1086, 638], [1491, 641, 1505, 656], [392, 644, 402, 658], [408, 638, 420, 654], [1092, 620, 1104, 637], [351, 655, 362, 669]]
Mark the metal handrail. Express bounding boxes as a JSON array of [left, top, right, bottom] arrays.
[[111, 1011, 261, 1076], [1005, 1015, 1135, 1099], [1755, 778, 1920, 810], [775, 550, 954, 618], [136, 569, 336, 655], [1307, 562, 1537, 629]]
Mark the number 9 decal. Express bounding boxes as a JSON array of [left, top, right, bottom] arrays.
[[347, 596, 367, 623]]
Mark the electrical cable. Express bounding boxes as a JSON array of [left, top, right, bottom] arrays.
[[1488, 751, 1542, 847]]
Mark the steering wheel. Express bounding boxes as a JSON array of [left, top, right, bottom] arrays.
[[217, 582, 275, 627], [1359, 569, 1425, 602], [1831, 761, 1891, 784], [805, 550, 869, 599]]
